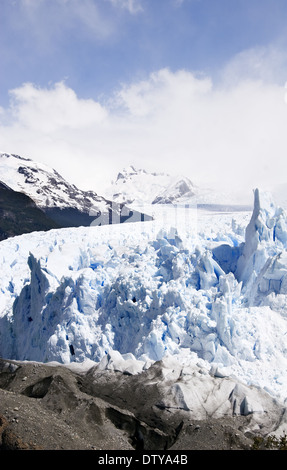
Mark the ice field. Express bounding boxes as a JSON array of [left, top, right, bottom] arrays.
[[1, 189, 287, 408]]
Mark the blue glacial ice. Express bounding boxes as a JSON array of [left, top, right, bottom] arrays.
[[1, 189, 287, 404]]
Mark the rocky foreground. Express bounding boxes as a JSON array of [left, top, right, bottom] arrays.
[[0, 354, 286, 451]]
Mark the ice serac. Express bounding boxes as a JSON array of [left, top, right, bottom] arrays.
[[236, 188, 271, 284], [1, 253, 72, 362], [234, 188, 287, 306]]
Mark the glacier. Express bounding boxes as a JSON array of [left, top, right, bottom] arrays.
[[1, 188, 287, 410]]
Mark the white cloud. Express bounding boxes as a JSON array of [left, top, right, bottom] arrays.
[[115, 68, 212, 117], [107, 0, 143, 14], [172, 0, 199, 6], [1, 60, 287, 201], [20, 0, 143, 17], [221, 45, 287, 86], [68, 0, 114, 38], [16, 0, 117, 42], [19, 0, 46, 6], [9, 81, 108, 133]]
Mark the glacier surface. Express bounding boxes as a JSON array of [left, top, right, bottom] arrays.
[[0, 189, 287, 408]]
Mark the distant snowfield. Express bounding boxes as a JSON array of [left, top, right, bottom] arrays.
[[1, 194, 287, 409]]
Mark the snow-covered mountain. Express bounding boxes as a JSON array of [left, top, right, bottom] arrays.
[[0, 152, 101, 211], [103, 165, 250, 207], [103, 166, 198, 205], [152, 176, 196, 204], [0, 153, 149, 232]]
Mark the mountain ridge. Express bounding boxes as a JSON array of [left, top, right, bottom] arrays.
[[0, 152, 111, 212], [103, 165, 250, 207], [103, 166, 197, 205], [0, 153, 151, 238]]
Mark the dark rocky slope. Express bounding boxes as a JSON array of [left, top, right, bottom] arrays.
[[0, 183, 59, 241], [0, 357, 282, 451]]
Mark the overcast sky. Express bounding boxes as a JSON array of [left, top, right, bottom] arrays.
[[1, 0, 287, 201]]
